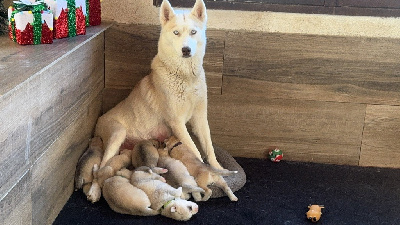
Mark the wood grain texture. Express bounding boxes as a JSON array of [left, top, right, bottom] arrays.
[[208, 91, 365, 165], [0, 23, 111, 97], [102, 88, 132, 113], [32, 93, 102, 225], [29, 34, 105, 162], [0, 171, 31, 225], [223, 31, 400, 105], [359, 105, 400, 168]]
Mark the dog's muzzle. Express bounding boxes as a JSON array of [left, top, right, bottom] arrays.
[[182, 47, 191, 58]]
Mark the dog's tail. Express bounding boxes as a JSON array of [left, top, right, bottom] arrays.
[[182, 184, 205, 193]]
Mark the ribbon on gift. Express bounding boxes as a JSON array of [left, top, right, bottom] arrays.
[[67, 0, 76, 37], [11, 0, 48, 44]]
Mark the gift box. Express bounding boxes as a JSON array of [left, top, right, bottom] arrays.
[[8, 0, 53, 45], [44, 0, 86, 39], [87, 0, 100, 26]]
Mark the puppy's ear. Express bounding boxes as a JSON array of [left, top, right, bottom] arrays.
[[191, 0, 207, 23], [160, 0, 175, 26]]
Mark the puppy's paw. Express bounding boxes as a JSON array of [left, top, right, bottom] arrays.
[[230, 195, 239, 202], [176, 187, 183, 197], [87, 182, 101, 203]]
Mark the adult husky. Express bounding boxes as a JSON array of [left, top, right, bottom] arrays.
[[90, 0, 223, 200]]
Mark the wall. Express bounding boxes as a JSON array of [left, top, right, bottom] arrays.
[[104, 23, 400, 168], [101, 0, 400, 39]]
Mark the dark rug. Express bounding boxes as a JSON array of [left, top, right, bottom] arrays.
[[54, 158, 400, 225]]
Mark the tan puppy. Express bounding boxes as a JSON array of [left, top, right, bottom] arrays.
[[165, 136, 239, 201], [130, 168, 182, 210], [107, 169, 199, 221], [102, 170, 159, 216], [129, 168, 199, 221], [131, 140, 167, 174], [74, 137, 103, 198], [94, 0, 223, 173], [158, 147, 204, 201], [96, 149, 132, 186], [160, 198, 199, 221]]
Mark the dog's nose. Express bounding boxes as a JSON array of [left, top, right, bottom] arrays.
[[182, 47, 191, 57]]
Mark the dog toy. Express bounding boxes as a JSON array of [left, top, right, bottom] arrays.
[[306, 205, 324, 222], [268, 148, 283, 162]]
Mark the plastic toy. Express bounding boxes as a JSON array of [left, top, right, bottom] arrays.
[[306, 205, 324, 222], [268, 148, 283, 162]]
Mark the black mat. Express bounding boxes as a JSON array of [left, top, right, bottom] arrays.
[[54, 158, 400, 225]]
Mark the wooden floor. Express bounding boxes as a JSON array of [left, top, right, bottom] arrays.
[[104, 23, 400, 168]]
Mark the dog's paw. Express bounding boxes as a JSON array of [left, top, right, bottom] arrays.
[[86, 182, 101, 203]]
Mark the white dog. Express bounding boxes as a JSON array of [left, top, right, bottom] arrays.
[[88, 0, 224, 201]]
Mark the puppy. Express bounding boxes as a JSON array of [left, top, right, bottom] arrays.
[[129, 168, 199, 221], [74, 137, 103, 198], [158, 147, 204, 201], [160, 198, 199, 221], [131, 140, 167, 174], [165, 136, 239, 201], [102, 170, 159, 216], [130, 168, 182, 210], [96, 149, 132, 187]]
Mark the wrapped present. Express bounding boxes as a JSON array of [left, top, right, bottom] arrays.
[[44, 0, 86, 39], [86, 0, 100, 26], [8, 0, 53, 45]]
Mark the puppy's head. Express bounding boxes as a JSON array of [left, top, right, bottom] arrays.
[[160, 199, 199, 221], [164, 136, 180, 150]]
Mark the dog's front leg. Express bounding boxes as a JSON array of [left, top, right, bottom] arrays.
[[169, 120, 203, 162], [96, 120, 127, 168], [190, 103, 224, 170]]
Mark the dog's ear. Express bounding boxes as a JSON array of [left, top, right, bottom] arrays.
[[191, 0, 207, 23], [160, 0, 175, 26]]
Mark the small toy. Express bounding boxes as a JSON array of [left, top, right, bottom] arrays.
[[306, 205, 324, 222], [268, 148, 283, 162]]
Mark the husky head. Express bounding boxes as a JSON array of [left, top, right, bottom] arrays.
[[159, 0, 207, 59]]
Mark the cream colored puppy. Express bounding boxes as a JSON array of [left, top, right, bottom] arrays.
[[129, 168, 199, 221], [102, 171, 159, 216], [104, 169, 199, 221], [94, 0, 223, 175], [158, 147, 204, 201], [165, 136, 238, 201]]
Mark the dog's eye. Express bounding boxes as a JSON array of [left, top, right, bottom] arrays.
[[191, 30, 197, 35], [173, 30, 179, 35], [188, 206, 192, 211]]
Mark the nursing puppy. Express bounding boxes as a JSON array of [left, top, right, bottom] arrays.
[[131, 140, 167, 174], [158, 147, 204, 201], [94, 0, 223, 174], [165, 136, 239, 201]]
